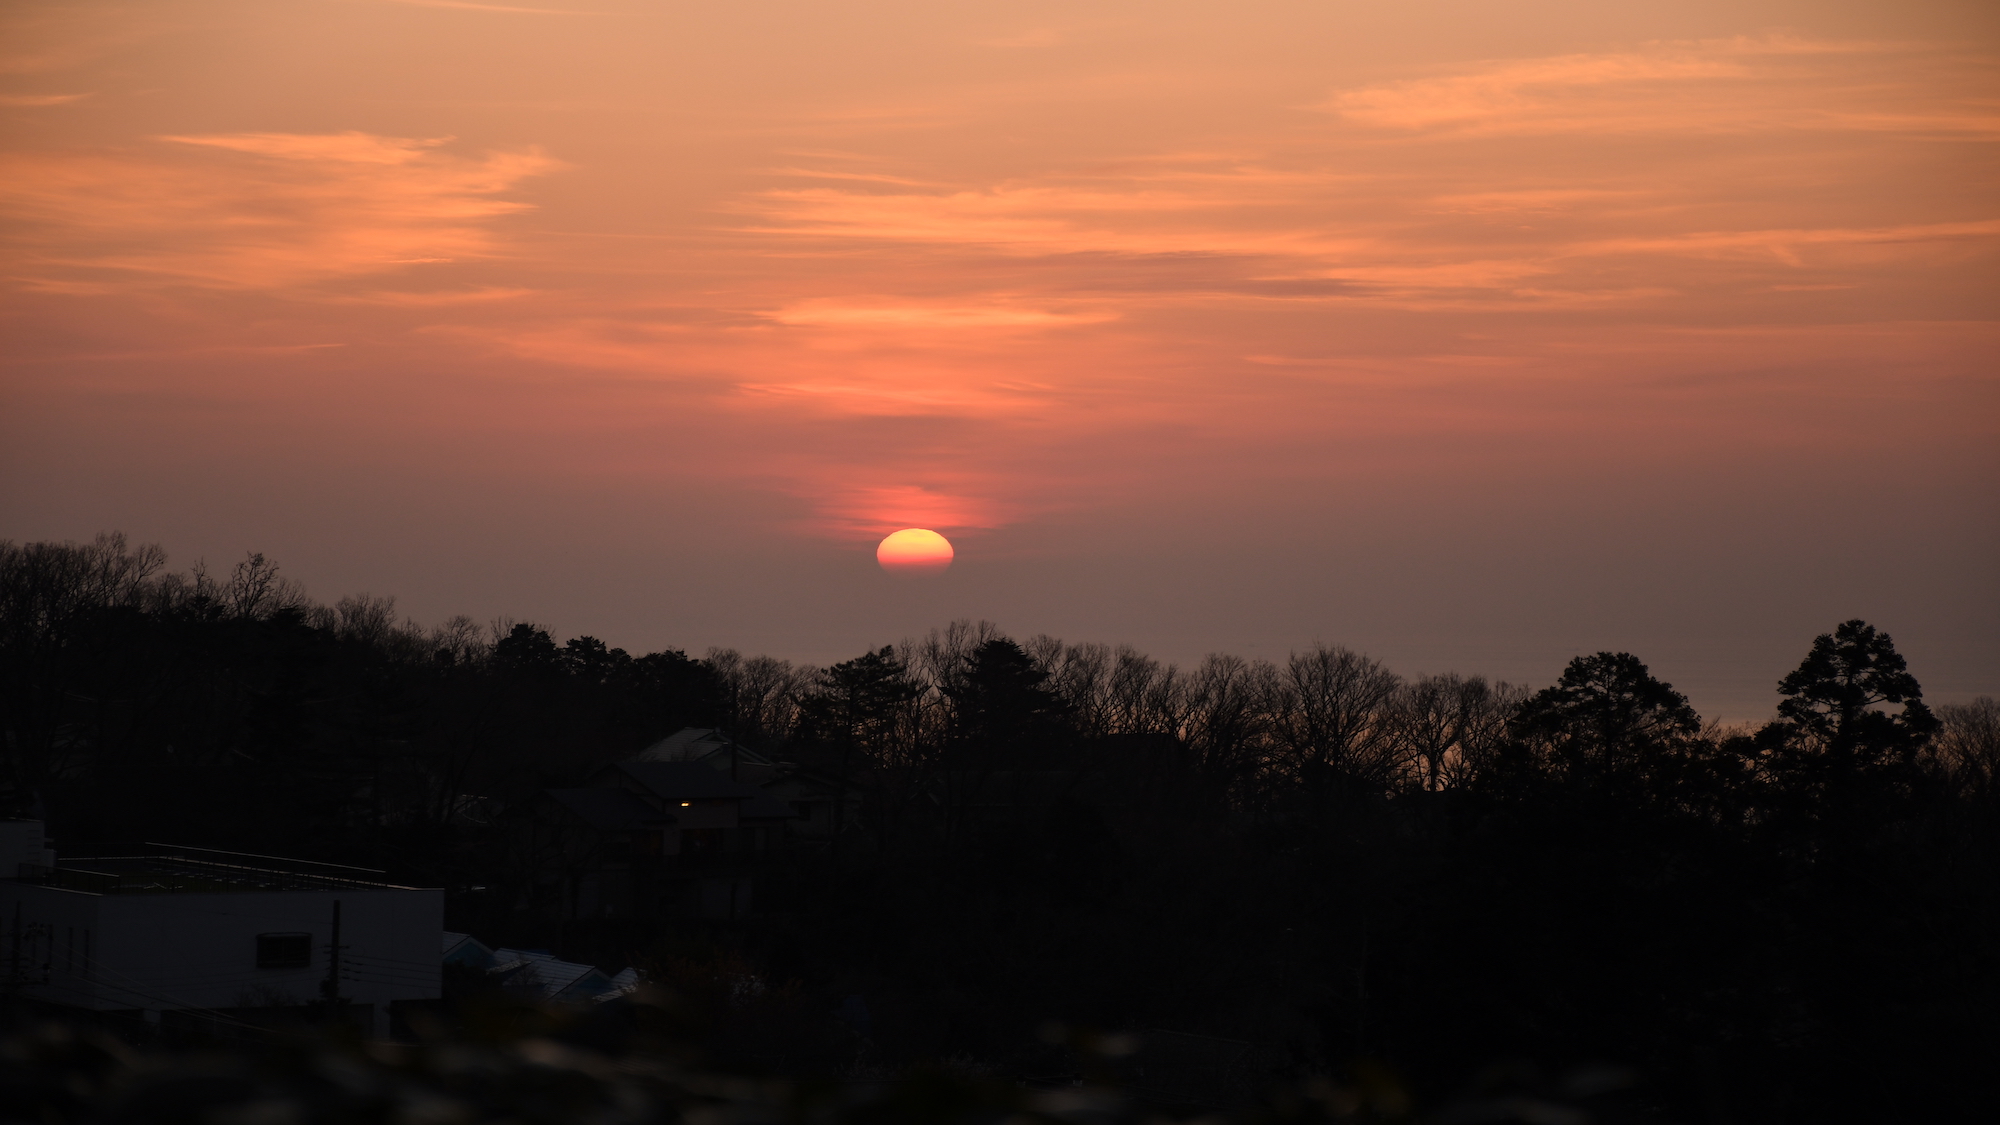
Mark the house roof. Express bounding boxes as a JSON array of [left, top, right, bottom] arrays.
[[493, 949, 620, 1002], [449, 933, 641, 1004], [34, 848, 424, 895], [443, 931, 497, 969], [634, 727, 734, 762], [609, 761, 774, 801], [543, 786, 675, 831], [633, 727, 782, 776]]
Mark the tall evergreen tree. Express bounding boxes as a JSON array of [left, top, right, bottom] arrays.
[[945, 638, 1072, 756], [1507, 652, 1738, 813], [1753, 619, 1939, 813]]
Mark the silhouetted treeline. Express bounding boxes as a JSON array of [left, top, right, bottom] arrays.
[[3, 533, 1996, 1122], [0, 534, 717, 872]]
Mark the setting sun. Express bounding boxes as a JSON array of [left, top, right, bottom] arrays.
[[876, 529, 954, 575]]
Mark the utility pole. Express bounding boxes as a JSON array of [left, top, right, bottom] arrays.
[[320, 899, 345, 1021]]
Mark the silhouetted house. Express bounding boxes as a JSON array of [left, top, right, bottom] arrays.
[[593, 762, 798, 857], [1, 836, 440, 1037], [759, 767, 847, 840], [637, 728, 865, 841], [520, 762, 800, 921]]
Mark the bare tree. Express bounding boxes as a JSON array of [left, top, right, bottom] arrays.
[[1390, 673, 1525, 792], [1393, 674, 1472, 793], [706, 648, 814, 745], [1026, 636, 1115, 737], [1179, 653, 1274, 796], [1268, 645, 1405, 792], [1446, 679, 1529, 789], [1106, 646, 1182, 738], [222, 552, 309, 619], [0, 532, 166, 638], [335, 594, 400, 646], [430, 615, 489, 666], [909, 620, 1005, 697], [0, 534, 173, 791], [1933, 696, 2000, 800]]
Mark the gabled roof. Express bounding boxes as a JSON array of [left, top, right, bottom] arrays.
[[633, 727, 783, 774], [607, 761, 774, 802], [493, 949, 619, 1002], [543, 787, 675, 831], [443, 931, 497, 970], [446, 932, 641, 1004], [634, 727, 735, 762]]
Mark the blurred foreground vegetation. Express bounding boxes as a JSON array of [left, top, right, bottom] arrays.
[[0, 992, 1657, 1125]]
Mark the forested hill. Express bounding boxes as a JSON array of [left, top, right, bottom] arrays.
[[3, 533, 1996, 1121]]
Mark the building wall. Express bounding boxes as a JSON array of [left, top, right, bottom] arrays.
[[1, 882, 100, 1002], [0, 882, 442, 1020], [667, 799, 739, 831], [0, 820, 57, 877]]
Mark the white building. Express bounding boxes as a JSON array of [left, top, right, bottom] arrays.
[[0, 818, 57, 876], [1, 836, 442, 1037]]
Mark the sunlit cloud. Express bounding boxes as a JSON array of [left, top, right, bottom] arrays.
[[1327, 45, 1744, 132], [338, 286, 538, 306], [0, 132, 555, 290], [1569, 219, 2000, 265], [808, 485, 1010, 539], [163, 131, 458, 164], [724, 36, 1996, 326], [735, 374, 1054, 418], [767, 300, 1115, 330], [0, 92, 89, 106], [1325, 35, 2000, 137], [373, 0, 600, 14]]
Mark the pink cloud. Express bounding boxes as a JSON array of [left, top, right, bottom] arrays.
[[0, 133, 556, 290]]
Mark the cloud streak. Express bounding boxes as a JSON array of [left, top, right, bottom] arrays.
[[1325, 36, 2000, 137], [0, 132, 555, 290]]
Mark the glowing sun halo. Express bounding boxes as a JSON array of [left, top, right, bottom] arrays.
[[876, 528, 954, 575]]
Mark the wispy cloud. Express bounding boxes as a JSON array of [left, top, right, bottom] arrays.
[[767, 300, 1115, 330], [0, 92, 89, 106], [1568, 219, 2000, 265], [807, 484, 1010, 538], [374, 0, 599, 14], [1327, 45, 1744, 132], [720, 37, 1997, 318], [1324, 36, 2000, 137], [0, 132, 556, 289]]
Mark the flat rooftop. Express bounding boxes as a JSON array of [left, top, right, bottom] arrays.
[[19, 844, 429, 894]]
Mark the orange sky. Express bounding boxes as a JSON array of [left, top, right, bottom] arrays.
[[3, 0, 1996, 717]]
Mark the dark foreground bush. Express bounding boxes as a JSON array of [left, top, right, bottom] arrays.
[[0, 995, 1652, 1125]]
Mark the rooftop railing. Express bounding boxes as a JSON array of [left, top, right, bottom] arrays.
[[16, 843, 429, 894]]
